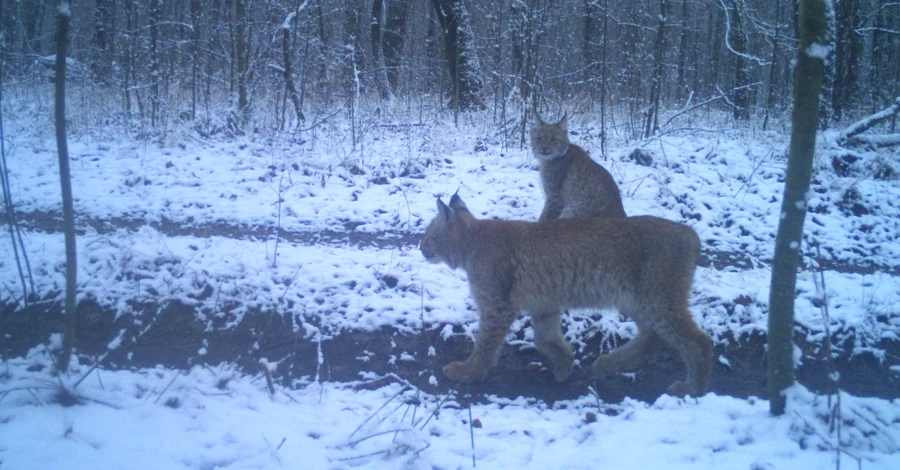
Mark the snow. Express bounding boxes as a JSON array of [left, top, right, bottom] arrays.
[[805, 43, 831, 60], [2, 97, 900, 467], [2, 350, 898, 470]]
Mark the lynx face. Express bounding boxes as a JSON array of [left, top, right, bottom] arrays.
[[420, 197, 468, 269], [530, 113, 570, 162]]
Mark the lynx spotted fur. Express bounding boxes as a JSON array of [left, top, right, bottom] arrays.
[[530, 112, 626, 220], [420, 194, 712, 396]]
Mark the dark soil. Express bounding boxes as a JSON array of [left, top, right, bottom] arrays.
[[3, 298, 897, 405]]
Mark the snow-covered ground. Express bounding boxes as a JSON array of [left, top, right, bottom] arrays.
[[2, 102, 900, 468], [2, 348, 899, 469]]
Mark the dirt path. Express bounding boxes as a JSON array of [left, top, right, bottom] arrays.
[[3, 211, 899, 404], [7, 210, 900, 275]]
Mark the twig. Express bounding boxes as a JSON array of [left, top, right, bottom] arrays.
[[154, 370, 183, 404], [349, 383, 411, 440], [468, 401, 477, 468]]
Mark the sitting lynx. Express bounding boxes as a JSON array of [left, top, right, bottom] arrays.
[[531, 112, 626, 220], [420, 194, 712, 396]]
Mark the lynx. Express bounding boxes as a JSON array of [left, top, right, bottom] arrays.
[[530, 112, 626, 220], [420, 194, 712, 396]]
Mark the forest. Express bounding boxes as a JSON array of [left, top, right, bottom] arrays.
[[2, 1, 900, 468], [2, 0, 898, 142]]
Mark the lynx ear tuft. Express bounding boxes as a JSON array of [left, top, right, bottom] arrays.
[[436, 198, 451, 221], [448, 193, 468, 212], [556, 112, 568, 132], [534, 110, 546, 126]]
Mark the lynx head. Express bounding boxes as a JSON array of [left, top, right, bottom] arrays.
[[530, 112, 569, 162], [420, 193, 474, 269]]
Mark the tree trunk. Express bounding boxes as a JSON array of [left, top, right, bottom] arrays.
[[832, 0, 861, 121], [91, 0, 115, 85], [190, 0, 201, 121], [370, 0, 394, 101], [762, 0, 781, 131], [54, 1, 77, 372], [430, 0, 483, 111], [235, 0, 249, 129], [644, 0, 667, 138], [149, 0, 161, 127], [727, 0, 751, 121], [676, 0, 688, 103], [383, 0, 410, 92], [768, 0, 830, 417], [281, 5, 306, 127]]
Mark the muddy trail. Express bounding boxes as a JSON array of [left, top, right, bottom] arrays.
[[2, 211, 899, 404], [9, 210, 900, 275]]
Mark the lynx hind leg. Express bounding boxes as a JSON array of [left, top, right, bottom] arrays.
[[531, 310, 574, 381], [590, 328, 662, 377], [655, 311, 713, 397]]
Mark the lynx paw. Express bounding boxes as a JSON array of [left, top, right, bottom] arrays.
[[443, 361, 486, 383], [550, 358, 574, 382]]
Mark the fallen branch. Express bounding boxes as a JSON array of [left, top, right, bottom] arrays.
[[838, 96, 900, 145], [843, 133, 900, 148]]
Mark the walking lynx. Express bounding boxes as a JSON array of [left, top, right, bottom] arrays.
[[530, 112, 626, 220], [420, 194, 712, 396]]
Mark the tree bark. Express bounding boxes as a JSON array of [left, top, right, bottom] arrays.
[[370, 0, 394, 101], [281, 4, 306, 127], [149, 0, 161, 127], [190, 0, 201, 121], [832, 0, 861, 121], [644, 0, 667, 138], [54, 1, 77, 372], [762, 0, 782, 131], [383, 0, 411, 91], [235, 0, 249, 129], [726, 0, 751, 121], [91, 0, 115, 85], [768, 0, 830, 416], [430, 0, 483, 111]]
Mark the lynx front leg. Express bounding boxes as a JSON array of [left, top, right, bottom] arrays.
[[443, 302, 517, 383], [531, 310, 574, 381], [538, 194, 564, 222]]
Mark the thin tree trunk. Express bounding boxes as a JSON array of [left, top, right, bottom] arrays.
[[54, 1, 77, 372], [763, 0, 781, 131], [149, 0, 161, 128], [281, 4, 306, 128], [235, 0, 249, 129], [599, 0, 608, 158], [768, 0, 830, 417], [644, 0, 667, 138], [190, 0, 201, 121]]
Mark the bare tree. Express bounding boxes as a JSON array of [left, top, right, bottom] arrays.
[[768, 0, 831, 416], [54, 0, 77, 372]]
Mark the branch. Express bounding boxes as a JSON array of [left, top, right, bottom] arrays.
[[838, 96, 900, 145], [845, 134, 900, 148]]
